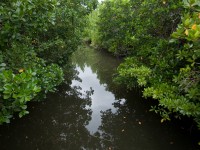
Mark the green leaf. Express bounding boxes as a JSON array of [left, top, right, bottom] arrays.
[[3, 94, 11, 99]]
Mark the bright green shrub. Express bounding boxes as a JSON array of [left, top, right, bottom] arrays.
[[0, 63, 63, 124], [96, 0, 135, 55], [84, 9, 101, 46]]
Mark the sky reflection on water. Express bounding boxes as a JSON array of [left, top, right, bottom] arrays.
[[71, 65, 117, 133]]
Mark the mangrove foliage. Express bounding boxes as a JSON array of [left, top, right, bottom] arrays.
[[85, 0, 200, 128]]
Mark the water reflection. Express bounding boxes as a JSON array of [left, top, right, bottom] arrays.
[[71, 66, 117, 133], [71, 46, 199, 150], [96, 99, 194, 150], [0, 46, 198, 150], [0, 83, 96, 150]]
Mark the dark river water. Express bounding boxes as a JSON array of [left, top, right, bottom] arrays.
[[0, 46, 199, 150]]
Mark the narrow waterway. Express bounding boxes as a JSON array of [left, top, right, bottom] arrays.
[[0, 46, 199, 150]]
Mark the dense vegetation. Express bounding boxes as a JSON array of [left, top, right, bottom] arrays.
[[86, 0, 200, 128], [1, 0, 200, 133], [0, 0, 98, 124]]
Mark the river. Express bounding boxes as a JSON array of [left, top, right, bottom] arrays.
[[0, 46, 199, 150]]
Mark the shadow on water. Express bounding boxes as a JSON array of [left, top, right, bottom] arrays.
[[0, 82, 96, 150], [0, 45, 199, 150]]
